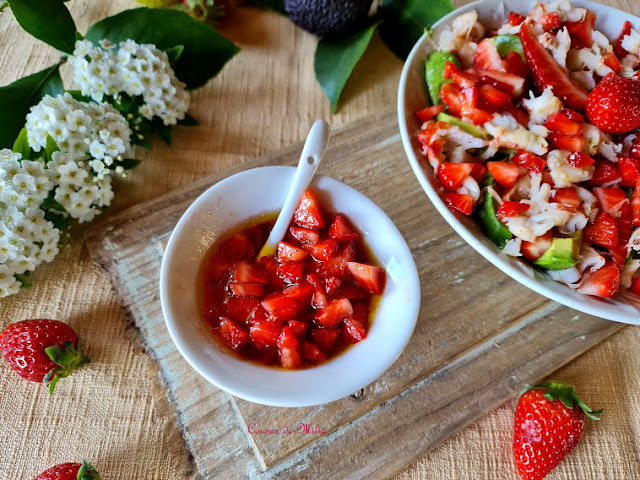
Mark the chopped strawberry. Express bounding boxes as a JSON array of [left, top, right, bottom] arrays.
[[282, 282, 314, 305], [521, 231, 553, 261], [587, 159, 621, 186], [500, 103, 530, 127], [224, 297, 260, 323], [566, 152, 595, 168], [277, 261, 305, 284], [305, 272, 324, 290], [470, 163, 488, 182], [496, 201, 530, 219], [415, 105, 444, 123], [577, 261, 620, 298], [470, 107, 494, 125], [259, 256, 284, 289], [344, 316, 367, 343], [509, 12, 526, 26], [460, 87, 479, 117], [503, 52, 529, 79], [619, 157, 640, 187], [309, 325, 342, 354], [603, 52, 622, 73], [544, 112, 582, 136], [328, 214, 360, 242], [475, 69, 525, 97], [330, 283, 369, 301], [593, 187, 628, 214], [315, 298, 353, 328], [289, 226, 320, 245], [325, 276, 343, 295], [293, 189, 325, 230], [551, 187, 581, 211], [629, 275, 640, 296], [346, 262, 385, 295], [261, 293, 297, 314], [313, 242, 356, 279], [614, 21, 633, 58], [247, 305, 269, 327], [303, 238, 339, 261], [277, 241, 308, 263], [510, 151, 545, 173], [630, 134, 640, 160], [443, 61, 478, 88], [520, 22, 588, 111], [437, 163, 474, 191], [487, 161, 521, 187], [561, 108, 585, 123], [301, 340, 327, 364], [249, 322, 281, 350], [443, 192, 474, 215], [278, 326, 304, 368], [232, 261, 270, 284], [584, 212, 619, 249], [287, 319, 309, 338], [547, 133, 584, 153], [312, 289, 328, 308], [219, 233, 255, 262], [229, 283, 265, 298], [540, 12, 560, 32], [474, 38, 506, 72], [440, 82, 463, 117], [218, 317, 250, 351], [565, 9, 596, 49], [633, 178, 640, 226], [586, 77, 640, 134]]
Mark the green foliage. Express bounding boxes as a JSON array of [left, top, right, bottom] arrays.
[[119, 158, 142, 170], [315, 21, 379, 113], [7, 0, 78, 53], [85, 8, 240, 90], [0, 64, 63, 149], [12, 127, 31, 159]]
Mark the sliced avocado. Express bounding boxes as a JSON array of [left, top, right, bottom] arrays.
[[425, 51, 460, 106], [479, 190, 512, 248], [534, 232, 582, 270], [436, 113, 486, 138], [494, 34, 525, 61]]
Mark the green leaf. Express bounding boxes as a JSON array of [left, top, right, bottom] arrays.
[[77, 460, 102, 480], [44, 210, 72, 231], [12, 127, 31, 159], [166, 45, 184, 65], [85, 8, 240, 90], [378, 0, 454, 60], [120, 158, 141, 170], [7, 0, 77, 53], [65, 89, 93, 103], [0, 1, 8, 12], [40, 194, 67, 213], [315, 21, 379, 113], [44, 338, 90, 395], [177, 113, 198, 126], [44, 134, 59, 163], [0, 64, 63, 149], [246, 0, 285, 15]]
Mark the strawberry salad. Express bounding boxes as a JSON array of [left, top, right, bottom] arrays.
[[416, 0, 640, 299]]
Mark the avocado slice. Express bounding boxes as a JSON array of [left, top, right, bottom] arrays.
[[494, 34, 525, 61], [534, 232, 582, 270], [479, 190, 512, 248], [436, 113, 486, 138], [425, 51, 460, 106]]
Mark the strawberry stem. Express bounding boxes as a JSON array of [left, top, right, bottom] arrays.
[[522, 380, 603, 421], [43, 338, 90, 395], [77, 460, 101, 480]]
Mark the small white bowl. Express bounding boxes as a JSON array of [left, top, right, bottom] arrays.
[[159, 166, 420, 407], [398, 0, 640, 324]]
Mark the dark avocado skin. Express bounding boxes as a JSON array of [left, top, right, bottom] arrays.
[[284, 0, 373, 38]]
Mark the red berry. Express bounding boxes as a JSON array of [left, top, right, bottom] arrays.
[[34, 461, 100, 480], [586, 77, 640, 133]]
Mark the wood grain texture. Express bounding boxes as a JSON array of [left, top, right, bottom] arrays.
[[85, 109, 622, 479]]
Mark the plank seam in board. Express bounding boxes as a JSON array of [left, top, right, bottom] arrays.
[[228, 393, 268, 471]]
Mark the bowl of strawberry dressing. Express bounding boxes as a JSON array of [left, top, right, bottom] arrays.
[[160, 166, 419, 407]]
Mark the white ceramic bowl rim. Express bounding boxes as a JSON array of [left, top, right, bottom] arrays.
[[398, 0, 640, 324]]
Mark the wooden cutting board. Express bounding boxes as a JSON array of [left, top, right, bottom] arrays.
[[84, 108, 623, 480]]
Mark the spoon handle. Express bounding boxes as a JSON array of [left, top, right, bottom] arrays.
[[257, 120, 331, 260]]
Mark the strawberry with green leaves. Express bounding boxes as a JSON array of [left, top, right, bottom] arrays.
[[34, 461, 101, 480], [514, 381, 602, 480], [0, 319, 90, 394]]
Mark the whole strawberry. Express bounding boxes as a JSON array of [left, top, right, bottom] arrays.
[[0, 319, 90, 394], [34, 461, 101, 480], [513, 381, 602, 480], [586, 76, 640, 133]]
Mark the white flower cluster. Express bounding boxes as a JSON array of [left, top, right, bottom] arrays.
[[0, 149, 59, 297], [69, 39, 190, 126]]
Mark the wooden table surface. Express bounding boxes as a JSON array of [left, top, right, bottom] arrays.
[[0, 0, 639, 479]]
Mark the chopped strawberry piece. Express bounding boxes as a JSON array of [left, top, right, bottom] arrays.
[[496, 201, 530, 219], [470, 163, 488, 183], [603, 52, 622, 73], [344, 316, 367, 343], [616, 202, 632, 245], [293, 189, 325, 229], [259, 256, 284, 289], [593, 187, 628, 214], [619, 157, 640, 187], [283, 282, 314, 306], [277, 261, 305, 284], [566, 152, 595, 168], [614, 21, 633, 58], [503, 52, 529, 78], [247, 306, 269, 327], [551, 187, 581, 211], [315, 298, 353, 328], [437, 163, 474, 191], [330, 283, 369, 301], [325, 276, 343, 295], [561, 108, 585, 123], [277, 241, 308, 262], [460, 87, 479, 116], [544, 112, 582, 136], [309, 325, 342, 354], [261, 293, 297, 314], [474, 38, 506, 72], [633, 178, 640, 227], [565, 9, 596, 49], [224, 297, 260, 323], [475, 69, 525, 97], [629, 275, 640, 296], [328, 214, 359, 242], [510, 151, 545, 173], [301, 340, 327, 364], [346, 262, 385, 295], [219, 233, 255, 262], [443, 192, 474, 215], [232, 261, 270, 284], [519, 22, 588, 111], [287, 320, 309, 338], [218, 317, 250, 351], [444, 62, 478, 88], [509, 12, 526, 26], [249, 322, 281, 350], [587, 159, 621, 186], [312, 289, 328, 308], [577, 261, 620, 298], [229, 283, 265, 298], [584, 212, 619, 249], [278, 326, 303, 369], [521, 231, 553, 261], [415, 105, 444, 123], [268, 307, 298, 323], [470, 107, 494, 125], [305, 272, 323, 290], [487, 161, 521, 187], [313, 242, 356, 279], [540, 12, 560, 32], [303, 238, 339, 261], [547, 133, 584, 153], [500, 103, 530, 127], [440, 82, 463, 116], [289, 226, 320, 245]]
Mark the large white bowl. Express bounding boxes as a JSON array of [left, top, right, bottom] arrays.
[[159, 166, 420, 407], [398, 0, 640, 324]]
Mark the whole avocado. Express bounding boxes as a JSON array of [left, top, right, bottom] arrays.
[[284, 0, 373, 38]]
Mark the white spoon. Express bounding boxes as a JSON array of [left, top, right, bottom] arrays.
[[256, 120, 331, 260]]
